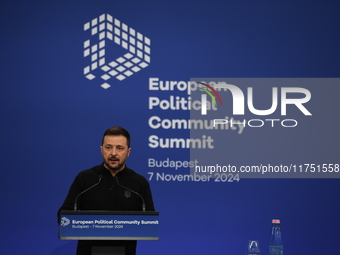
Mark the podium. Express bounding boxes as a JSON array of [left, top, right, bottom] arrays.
[[59, 210, 159, 255]]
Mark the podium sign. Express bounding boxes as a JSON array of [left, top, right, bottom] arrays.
[[59, 210, 159, 240]]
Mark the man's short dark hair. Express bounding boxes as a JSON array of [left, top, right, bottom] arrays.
[[102, 126, 130, 148]]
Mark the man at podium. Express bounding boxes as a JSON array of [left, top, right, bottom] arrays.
[[58, 126, 155, 255]]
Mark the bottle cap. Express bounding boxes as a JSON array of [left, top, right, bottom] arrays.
[[272, 219, 280, 223]]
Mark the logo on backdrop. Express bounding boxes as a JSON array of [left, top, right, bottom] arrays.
[[83, 14, 151, 89], [60, 217, 70, 227]]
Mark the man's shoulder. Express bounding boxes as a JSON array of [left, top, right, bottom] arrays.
[[124, 167, 148, 182], [76, 165, 102, 179]]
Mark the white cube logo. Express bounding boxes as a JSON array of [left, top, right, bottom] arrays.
[[83, 14, 151, 89]]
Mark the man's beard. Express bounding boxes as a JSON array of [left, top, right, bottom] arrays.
[[104, 157, 126, 172]]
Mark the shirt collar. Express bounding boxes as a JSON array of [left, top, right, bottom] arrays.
[[98, 163, 131, 178]]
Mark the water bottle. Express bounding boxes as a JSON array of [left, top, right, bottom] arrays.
[[269, 219, 283, 255]]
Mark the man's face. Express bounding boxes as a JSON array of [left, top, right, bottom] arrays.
[[101, 135, 131, 174]]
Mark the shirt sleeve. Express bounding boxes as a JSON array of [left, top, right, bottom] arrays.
[[143, 180, 155, 211], [57, 174, 84, 223]]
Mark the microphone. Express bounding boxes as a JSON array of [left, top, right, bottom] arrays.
[[74, 175, 103, 211], [114, 176, 146, 212]]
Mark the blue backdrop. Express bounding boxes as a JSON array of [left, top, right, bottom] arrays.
[[1, 1, 339, 254]]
